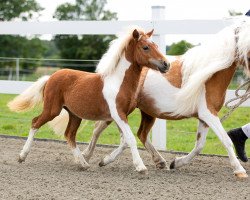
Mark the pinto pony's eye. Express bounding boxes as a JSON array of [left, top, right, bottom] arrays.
[[142, 46, 150, 51]]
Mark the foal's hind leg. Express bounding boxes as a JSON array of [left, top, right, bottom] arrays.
[[18, 103, 62, 162], [170, 120, 209, 169], [82, 121, 112, 163], [65, 111, 89, 170], [18, 85, 65, 163], [137, 111, 166, 169]]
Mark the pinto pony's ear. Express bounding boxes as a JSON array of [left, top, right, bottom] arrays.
[[147, 29, 154, 37], [133, 29, 140, 40]]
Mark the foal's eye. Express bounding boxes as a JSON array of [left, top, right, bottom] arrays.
[[142, 46, 149, 51]]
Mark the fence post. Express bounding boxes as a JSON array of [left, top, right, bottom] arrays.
[[16, 58, 19, 81], [151, 6, 167, 150]]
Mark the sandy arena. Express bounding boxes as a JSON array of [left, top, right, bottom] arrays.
[[0, 136, 249, 200]]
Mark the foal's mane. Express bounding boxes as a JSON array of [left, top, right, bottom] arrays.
[[96, 27, 143, 76], [172, 18, 250, 116]]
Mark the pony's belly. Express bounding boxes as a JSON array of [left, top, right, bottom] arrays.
[[140, 69, 180, 114]]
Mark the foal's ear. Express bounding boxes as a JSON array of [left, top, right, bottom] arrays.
[[146, 29, 154, 37], [133, 29, 140, 40]]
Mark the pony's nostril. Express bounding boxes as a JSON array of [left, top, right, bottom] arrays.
[[163, 61, 170, 69]]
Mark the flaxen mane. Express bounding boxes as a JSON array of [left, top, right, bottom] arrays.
[[172, 18, 250, 116], [96, 26, 143, 76]]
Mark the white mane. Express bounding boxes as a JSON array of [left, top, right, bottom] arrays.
[[96, 26, 143, 76], [171, 18, 250, 116]]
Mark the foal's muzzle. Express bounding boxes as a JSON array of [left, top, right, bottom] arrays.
[[159, 61, 170, 73], [149, 59, 170, 73]]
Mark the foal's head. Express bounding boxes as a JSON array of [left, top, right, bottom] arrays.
[[126, 29, 170, 73]]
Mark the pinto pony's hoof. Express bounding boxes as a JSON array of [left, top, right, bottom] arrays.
[[170, 160, 175, 169], [135, 165, 148, 174], [156, 161, 167, 169], [18, 156, 25, 163], [79, 164, 90, 171], [99, 160, 106, 167], [82, 153, 90, 163], [137, 168, 148, 175], [235, 172, 248, 179]]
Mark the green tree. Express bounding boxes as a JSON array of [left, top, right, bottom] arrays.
[[0, 0, 45, 71], [0, 0, 42, 21], [53, 0, 117, 72], [167, 40, 194, 55]]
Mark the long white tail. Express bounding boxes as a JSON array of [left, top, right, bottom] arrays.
[[48, 109, 69, 136], [8, 76, 50, 112]]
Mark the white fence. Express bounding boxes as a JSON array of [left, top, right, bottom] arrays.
[[0, 6, 246, 150]]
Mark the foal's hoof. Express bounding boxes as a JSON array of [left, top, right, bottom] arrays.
[[235, 172, 248, 179], [18, 156, 25, 163], [170, 160, 175, 169], [156, 161, 167, 169]]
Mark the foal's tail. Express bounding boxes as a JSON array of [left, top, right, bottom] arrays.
[[8, 76, 50, 112]]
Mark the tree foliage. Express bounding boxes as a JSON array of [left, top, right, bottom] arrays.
[[53, 0, 118, 71], [0, 0, 42, 21], [0, 0, 46, 69], [166, 40, 194, 55]]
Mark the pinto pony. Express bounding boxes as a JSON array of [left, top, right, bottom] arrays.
[[8, 28, 169, 173], [82, 19, 250, 178]]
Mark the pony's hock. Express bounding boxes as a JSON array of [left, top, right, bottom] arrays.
[[8, 27, 169, 173], [84, 19, 250, 178]]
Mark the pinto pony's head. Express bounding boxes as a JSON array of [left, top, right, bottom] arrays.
[[126, 29, 170, 73]]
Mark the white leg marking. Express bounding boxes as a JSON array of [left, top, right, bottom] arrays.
[[82, 121, 109, 162], [72, 146, 90, 170], [19, 128, 38, 162], [198, 92, 246, 176], [174, 120, 208, 168], [115, 120, 147, 172], [100, 133, 128, 166]]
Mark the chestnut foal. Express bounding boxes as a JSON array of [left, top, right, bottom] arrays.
[[8, 28, 169, 173], [83, 19, 250, 178]]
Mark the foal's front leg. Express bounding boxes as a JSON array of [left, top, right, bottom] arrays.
[[170, 120, 209, 169], [113, 116, 147, 173]]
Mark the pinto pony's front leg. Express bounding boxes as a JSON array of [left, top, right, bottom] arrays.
[[137, 111, 167, 169], [82, 121, 112, 162], [99, 130, 128, 167]]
